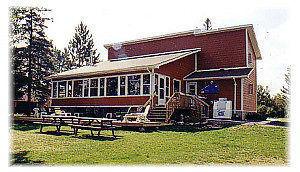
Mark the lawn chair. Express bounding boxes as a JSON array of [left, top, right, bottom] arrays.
[[33, 108, 48, 118], [123, 105, 151, 122]]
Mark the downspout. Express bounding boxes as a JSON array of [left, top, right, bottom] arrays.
[[233, 78, 237, 114]]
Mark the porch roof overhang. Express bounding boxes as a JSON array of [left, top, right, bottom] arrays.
[[47, 48, 200, 80], [184, 67, 254, 81]]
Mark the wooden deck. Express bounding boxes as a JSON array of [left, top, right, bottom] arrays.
[[13, 115, 169, 129]]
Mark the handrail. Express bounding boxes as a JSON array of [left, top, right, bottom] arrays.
[[165, 92, 210, 122], [137, 94, 156, 112]]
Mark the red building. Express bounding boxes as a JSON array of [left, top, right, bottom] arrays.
[[48, 24, 261, 121]]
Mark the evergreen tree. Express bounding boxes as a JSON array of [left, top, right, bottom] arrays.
[[203, 18, 212, 31], [10, 7, 55, 107], [281, 66, 291, 116], [67, 21, 100, 68]]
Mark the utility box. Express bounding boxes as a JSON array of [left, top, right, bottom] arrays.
[[213, 98, 232, 119]]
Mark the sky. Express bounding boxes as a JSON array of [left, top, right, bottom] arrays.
[[7, 0, 294, 95]]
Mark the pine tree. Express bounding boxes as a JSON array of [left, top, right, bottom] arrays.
[[203, 18, 212, 31], [67, 21, 100, 68], [281, 66, 291, 116], [10, 7, 55, 108]]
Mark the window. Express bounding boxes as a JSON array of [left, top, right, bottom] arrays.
[[73, 80, 83, 97], [120, 76, 126, 95], [155, 74, 158, 95], [143, 74, 150, 95], [248, 53, 253, 65], [106, 77, 118, 96], [90, 78, 98, 97], [166, 77, 170, 97], [52, 82, 58, 98], [173, 79, 181, 93], [99, 78, 105, 96], [83, 80, 89, 97], [248, 84, 254, 95], [128, 75, 141, 95], [67, 81, 72, 97], [58, 81, 67, 98]]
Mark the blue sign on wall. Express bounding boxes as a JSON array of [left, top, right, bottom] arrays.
[[201, 83, 220, 94]]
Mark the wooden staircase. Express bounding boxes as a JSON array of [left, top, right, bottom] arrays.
[[148, 106, 169, 122]]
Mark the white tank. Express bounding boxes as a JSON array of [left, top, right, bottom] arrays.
[[213, 98, 232, 119]]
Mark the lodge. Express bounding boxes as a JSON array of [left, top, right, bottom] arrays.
[[47, 24, 261, 122]]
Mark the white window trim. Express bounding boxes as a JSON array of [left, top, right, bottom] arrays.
[[186, 82, 197, 95], [166, 76, 170, 97], [52, 72, 153, 99]]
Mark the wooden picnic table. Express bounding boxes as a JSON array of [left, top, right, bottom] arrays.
[[34, 115, 77, 133], [70, 117, 117, 137]]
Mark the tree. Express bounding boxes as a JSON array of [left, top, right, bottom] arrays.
[[67, 21, 100, 68], [10, 7, 55, 108], [281, 66, 291, 116], [203, 18, 212, 31]]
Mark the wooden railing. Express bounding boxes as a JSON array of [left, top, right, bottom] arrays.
[[165, 92, 209, 123], [137, 94, 157, 112]]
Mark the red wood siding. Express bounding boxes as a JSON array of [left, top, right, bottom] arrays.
[[242, 33, 257, 112], [196, 79, 241, 110], [155, 53, 196, 95], [51, 96, 149, 107], [108, 29, 247, 70]]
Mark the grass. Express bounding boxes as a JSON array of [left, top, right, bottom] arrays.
[[10, 123, 288, 165]]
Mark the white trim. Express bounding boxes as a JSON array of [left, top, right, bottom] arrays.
[[241, 78, 244, 111], [166, 76, 170, 97], [246, 29, 249, 67], [233, 78, 237, 113]]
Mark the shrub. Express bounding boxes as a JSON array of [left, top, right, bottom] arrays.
[[245, 112, 267, 121]]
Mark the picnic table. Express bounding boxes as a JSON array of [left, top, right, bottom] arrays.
[[34, 115, 77, 133], [69, 117, 117, 138]]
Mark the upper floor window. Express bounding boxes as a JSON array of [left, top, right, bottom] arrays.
[[73, 80, 83, 97], [248, 53, 253, 65], [248, 84, 254, 95], [58, 81, 67, 98]]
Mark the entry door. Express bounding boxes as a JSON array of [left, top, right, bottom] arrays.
[[187, 82, 197, 95], [158, 76, 166, 106]]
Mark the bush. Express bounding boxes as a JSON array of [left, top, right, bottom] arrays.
[[245, 112, 267, 121]]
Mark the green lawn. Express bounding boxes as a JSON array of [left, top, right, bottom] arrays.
[[10, 124, 288, 165]]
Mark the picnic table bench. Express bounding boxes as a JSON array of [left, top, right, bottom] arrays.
[[34, 115, 77, 133], [69, 117, 116, 138]]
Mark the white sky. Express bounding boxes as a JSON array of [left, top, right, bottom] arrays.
[[7, 0, 295, 95]]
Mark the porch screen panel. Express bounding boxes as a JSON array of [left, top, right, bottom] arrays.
[[155, 74, 158, 95], [166, 77, 170, 97], [52, 82, 58, 98], [58, 81, 67, 98], [99, 78, 105, 96], [73, 80, 83, 97], [143, 74, 150, 95], [67, 81, 72, 97], [90, 78, 98, 97], [83, 80, 89, 97], [106, 77, 118, 96], [120, 76, 126, 95], [128, 75, 141, 95]]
